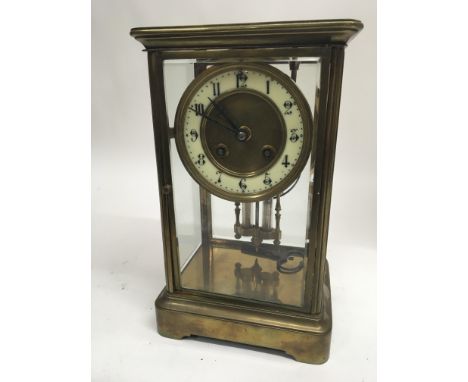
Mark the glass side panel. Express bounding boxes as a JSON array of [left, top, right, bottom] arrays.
[[169, 141, 202, 269], [164, 57, 321, 308], [164, 60, 202, 269]]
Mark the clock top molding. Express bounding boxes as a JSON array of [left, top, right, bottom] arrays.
[[130, 19, 363, 50]]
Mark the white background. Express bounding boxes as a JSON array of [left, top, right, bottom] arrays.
[[7, 1, 468, 382], [92, 1, 376, 381]]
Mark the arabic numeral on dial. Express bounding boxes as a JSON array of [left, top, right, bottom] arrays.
[[281, 155, 291, 168], [289, 129, 299, 142], [266, 80, 270, 94], [263, 173, 272, 186], [195, 154, 205, 166], [236, 70, 248, 88], [189, 129, 198, 142], [238, 178, 247, 192], [283, 100, 293, 115], [215, 171, 222, 184], [212, 82, 220, 96], [193, 103, 204, 116]]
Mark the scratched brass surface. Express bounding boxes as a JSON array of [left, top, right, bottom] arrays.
[[181, 242, 307, 307]]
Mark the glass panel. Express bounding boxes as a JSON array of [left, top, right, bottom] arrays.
[[164, 57, 321, 308], [170, 142, 201, 269], [165, 60, 202, 269]]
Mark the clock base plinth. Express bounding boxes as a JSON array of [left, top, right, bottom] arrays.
[[154, 262, 332, 364]]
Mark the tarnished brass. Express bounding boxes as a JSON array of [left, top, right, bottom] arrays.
[[157, 259, 332, 364], [130, 19, 362, 364], [130, 19, 363, 49]]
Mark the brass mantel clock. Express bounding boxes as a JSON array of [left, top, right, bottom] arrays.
[[130, 19, 362, 364]]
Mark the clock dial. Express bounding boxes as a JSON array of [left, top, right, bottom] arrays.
[[175, 63, 313, 202]]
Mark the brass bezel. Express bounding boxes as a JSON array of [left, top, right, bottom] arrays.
[[174, 62, 314, 202]]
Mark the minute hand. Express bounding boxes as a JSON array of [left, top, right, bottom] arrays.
[[208, 97, 239, 132], [188, 107, 238, 134]]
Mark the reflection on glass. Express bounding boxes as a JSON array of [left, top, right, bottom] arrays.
[[235, 259, 280, 304]]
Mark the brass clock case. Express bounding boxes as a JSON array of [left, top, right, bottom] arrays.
[[131, 18, 364, 364], [174, 62, 313, 202]]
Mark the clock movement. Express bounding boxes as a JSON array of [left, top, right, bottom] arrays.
[[130, 19, 362, 363]]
